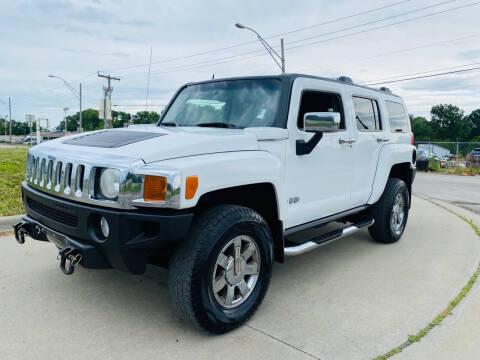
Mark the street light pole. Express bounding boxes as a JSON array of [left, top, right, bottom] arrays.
[[48, 75, 82, 132], [8, 97, 12, 143], [79, 83, 82, 132], [235, 23, 285, 73]]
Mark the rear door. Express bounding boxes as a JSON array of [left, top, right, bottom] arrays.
[[349, 94, 386, 206]]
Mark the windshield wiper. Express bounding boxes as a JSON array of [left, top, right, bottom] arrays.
[[196, 122, 239, 129], [160, 122, 177, 127]]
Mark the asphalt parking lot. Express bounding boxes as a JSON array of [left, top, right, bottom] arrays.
[[413, 171, 480, 214], [1, 196, 479, 360]]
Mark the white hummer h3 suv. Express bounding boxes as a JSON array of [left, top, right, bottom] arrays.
[[14, 74, 416, 333]]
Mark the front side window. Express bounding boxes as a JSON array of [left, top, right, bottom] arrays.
[[353, 96, 382, 131], [297, 91, 345, 129], [385, 101, 409, 132], [160, 79, 282, 128]]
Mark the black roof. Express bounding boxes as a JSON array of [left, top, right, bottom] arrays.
[[186, 73, 401, 98]]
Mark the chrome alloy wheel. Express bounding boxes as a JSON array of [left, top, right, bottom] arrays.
[[212, 235, 261, 309], [390, 193, 406, 236]]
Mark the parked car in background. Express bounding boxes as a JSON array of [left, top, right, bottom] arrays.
[[417, 150, 429, 161], [23, 136, 37, 144], [466, 148, 480, 167], [0, 138, 9, 143]]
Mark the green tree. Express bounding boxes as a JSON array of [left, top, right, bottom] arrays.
[[133, 111, 160, 124], [410, 116, 433, 141], [467, 109, 480, 139], [57, 109, 102, 132], [112, 110, 132, 128], [430, 104, 470, 141], [0, 117, 30, 136]]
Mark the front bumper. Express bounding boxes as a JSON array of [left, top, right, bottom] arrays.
[[19, 182, 194, 274]]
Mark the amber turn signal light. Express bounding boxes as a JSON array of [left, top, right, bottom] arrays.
[[144, 175, 167, 202], [185, 176, 198, 200]]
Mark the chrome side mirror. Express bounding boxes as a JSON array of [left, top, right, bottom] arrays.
[[303, 112, 341, 133]]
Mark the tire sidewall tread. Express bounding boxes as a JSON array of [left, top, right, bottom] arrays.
[[369, 178, 410, 243], [168, 204, 273, 334]]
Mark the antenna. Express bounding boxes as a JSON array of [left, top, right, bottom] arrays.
[[145, 46, 153, 111]]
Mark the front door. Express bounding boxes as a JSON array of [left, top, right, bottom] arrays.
[[284, 78, 355, 229]]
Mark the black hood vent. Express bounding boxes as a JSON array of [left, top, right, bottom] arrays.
[[63, 130, 165, 148]]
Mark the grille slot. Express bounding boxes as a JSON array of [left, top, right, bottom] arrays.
[[39, 158, 46, 186], [55, 161, 62, 189], [64, 163, 72, 192], [27, 197, 79, 227], [47, 160, 53, 188], [75, 165, 85, 195]]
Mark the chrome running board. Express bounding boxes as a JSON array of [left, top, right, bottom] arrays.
[[284, 219, 374, 256]]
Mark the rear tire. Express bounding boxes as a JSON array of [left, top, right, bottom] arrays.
[[368, 178, 410, 243], [168, 205, 273, 334]]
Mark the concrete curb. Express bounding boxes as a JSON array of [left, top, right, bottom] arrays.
[[0, 214, 24, 231]]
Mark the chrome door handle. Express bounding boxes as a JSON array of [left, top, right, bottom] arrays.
[[339, 138, 355, 144], [377, 137, 390, 143]]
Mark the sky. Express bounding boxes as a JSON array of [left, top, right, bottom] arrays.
[[1, 0, 479, 128]]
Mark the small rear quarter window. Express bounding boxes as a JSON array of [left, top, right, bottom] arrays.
[[385, 101, 409, 133]]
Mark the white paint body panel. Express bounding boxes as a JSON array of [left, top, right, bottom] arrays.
[[29, 76, 415, 232]]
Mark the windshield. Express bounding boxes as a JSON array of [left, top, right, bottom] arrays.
[[160, 79, 282, 128]]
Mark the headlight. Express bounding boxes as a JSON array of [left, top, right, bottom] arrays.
[[99, 168, 120, 199]]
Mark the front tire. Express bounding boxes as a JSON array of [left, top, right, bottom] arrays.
[[168, 205, 273, 334], [368, 178, 410, 243]]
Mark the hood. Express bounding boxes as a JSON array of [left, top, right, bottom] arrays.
[[33, 125, 287, 164]]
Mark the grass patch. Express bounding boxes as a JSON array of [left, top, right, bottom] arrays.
[[373, 198, 480, 360], [427, 165, 480, 176], [0, 148, 27, 216]]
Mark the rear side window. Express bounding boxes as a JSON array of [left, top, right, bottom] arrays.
[[297, 91, 345, 129], [385, 101, 409, 133], [353, 97, 381, 131]]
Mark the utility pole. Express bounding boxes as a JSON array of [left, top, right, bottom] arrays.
[[98, 72, 120, 129], [79, 83, 82, 132], [280, 38, 285, 74], [4, 115, 8, 138], [8, 97, 12, 143], [63, 107, 69, 135]]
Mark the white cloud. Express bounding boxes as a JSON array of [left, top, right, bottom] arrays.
[[1, 0, 480, 127]]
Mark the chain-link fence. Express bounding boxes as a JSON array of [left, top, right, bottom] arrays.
[[415, 141, 480, 172]]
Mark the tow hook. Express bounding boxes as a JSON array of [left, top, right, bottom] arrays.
[[13, 222, 29, 244], [57, 247, 83, 275]]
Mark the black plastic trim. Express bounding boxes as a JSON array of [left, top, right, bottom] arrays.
[[296, 132, 323, 155], [284, 205, 369, 236], [21, 183, 194, 274]]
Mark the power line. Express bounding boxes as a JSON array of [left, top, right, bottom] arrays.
[[360, 61, 480, 83], [286, 0, 459, 47], [115, 0, 479, 78], [297, 33, 480, 73], [100, 0, 413, 73], [287, 1, 480, 51], [364, 66, 480, 85]]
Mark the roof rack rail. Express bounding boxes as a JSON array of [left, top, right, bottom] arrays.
[[337, 76, 353, 84], [379, 87, 392, 94]]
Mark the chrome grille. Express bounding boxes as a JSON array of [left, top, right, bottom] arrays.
[[24, 148, 144, 210], [26, 155, 90, 201]]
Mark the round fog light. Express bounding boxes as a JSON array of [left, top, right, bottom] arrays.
[[100, 217, 110, 238]]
